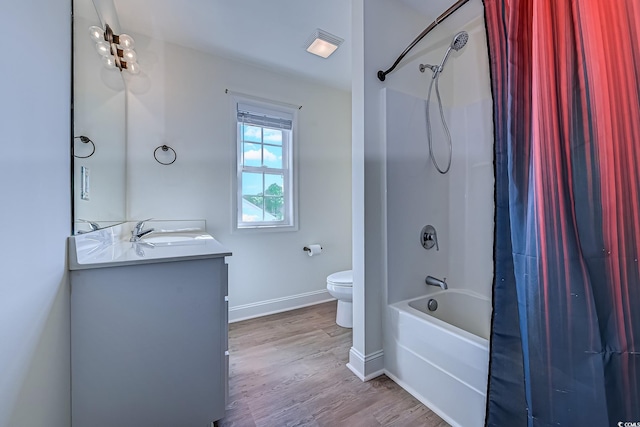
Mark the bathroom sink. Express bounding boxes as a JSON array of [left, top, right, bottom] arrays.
[[69, 222, 231, 269], [141, 232, 213, 246], [143, 234, 198, 244]]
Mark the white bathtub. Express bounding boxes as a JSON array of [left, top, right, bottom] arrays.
[[384, 289, 491, 427]]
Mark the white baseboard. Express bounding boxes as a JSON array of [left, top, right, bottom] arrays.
[[229, 289, 334, 323], [346, 347, 385, 381]]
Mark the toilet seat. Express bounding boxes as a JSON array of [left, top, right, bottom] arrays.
[[327, 270, 352, 286]]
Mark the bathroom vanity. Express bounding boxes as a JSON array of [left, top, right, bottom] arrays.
[[68, 222, 231, 427]]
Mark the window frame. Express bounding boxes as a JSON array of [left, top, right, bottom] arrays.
[[231, 94, 299, 232]]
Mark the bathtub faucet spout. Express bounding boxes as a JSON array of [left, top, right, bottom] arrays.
[[425, 275, 447, 290]]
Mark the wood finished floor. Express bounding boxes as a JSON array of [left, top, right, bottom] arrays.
[[219, 301, 450, 427]]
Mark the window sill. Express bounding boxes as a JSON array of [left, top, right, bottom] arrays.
[[233, 223, 299, 234]]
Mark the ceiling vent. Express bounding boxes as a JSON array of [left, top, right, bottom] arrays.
[[305, 29, 344, 58]]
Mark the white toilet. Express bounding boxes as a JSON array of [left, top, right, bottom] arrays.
[[326, 270, 353, 328]]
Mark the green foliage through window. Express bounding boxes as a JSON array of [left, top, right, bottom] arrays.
[[243, 183, 284, 220]]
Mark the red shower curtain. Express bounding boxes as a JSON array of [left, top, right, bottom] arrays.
[[484, 0, 640, 425]]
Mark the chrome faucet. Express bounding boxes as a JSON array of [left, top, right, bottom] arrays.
[[77, 219, 100, 234], [130, 219, 154, 242], [425, 275, 448, 290]]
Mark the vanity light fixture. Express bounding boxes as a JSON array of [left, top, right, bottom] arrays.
[[88, 24, 139, 74], [305, 29, 343, 58]]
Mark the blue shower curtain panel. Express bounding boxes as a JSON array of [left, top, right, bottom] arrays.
[[483, 0, 640, 426]]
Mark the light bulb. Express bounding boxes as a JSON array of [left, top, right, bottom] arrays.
[[122, 48, 137, 63], [89, 26, 104, 42], [118, 34, 135, 49], [102, 56, 116, 69], [126, 62, 140, 74], [95, 41, 111, 57]]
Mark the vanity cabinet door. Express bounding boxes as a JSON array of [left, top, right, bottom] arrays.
[[71, 257, 227, 427], [221, 261, 230, 407]]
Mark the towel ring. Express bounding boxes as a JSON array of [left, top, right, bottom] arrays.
[[73, 136, 96, 158], [154, 145, 177, 165]]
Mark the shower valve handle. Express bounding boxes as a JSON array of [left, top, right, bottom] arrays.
[[420, 225, 439, 251]]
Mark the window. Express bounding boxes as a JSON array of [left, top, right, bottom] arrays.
[[233, 96, 297, 230]]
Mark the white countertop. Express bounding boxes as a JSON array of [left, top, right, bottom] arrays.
[[68, 221, 232, 270]]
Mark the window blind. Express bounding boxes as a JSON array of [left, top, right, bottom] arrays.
[[237, 102, 293, 130]]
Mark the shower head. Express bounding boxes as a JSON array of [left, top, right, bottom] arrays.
[[435, 30, 469, 75], [451, 31, 469, 51]]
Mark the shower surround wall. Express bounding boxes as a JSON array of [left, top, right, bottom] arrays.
[[385, 88, 494, 303], [381, 11, 493, 315], [352, 0, 491, 381], [381, 10, 494, 426]]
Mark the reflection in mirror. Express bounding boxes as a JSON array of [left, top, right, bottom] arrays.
[[73, 0, 126, 234]]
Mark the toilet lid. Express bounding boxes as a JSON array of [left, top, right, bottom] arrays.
[[327, 270, 352, 285]]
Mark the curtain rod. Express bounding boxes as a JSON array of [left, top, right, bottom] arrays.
[[377, 0, 470, 81]]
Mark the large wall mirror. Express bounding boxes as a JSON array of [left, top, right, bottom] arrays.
[[73, 0, 126, 234]]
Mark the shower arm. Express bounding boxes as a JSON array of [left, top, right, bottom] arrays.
[[376, 0, 469, 81]]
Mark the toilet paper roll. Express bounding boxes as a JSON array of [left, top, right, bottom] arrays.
[[305, 244, 323, 257]]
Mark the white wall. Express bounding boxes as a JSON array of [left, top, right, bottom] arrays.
[[124, 36, 352, 317], [0, 1, 71, 426], [351, 0, 434, 380]]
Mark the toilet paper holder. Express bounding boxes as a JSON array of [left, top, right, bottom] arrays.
[[303, 245, 323, 253]]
